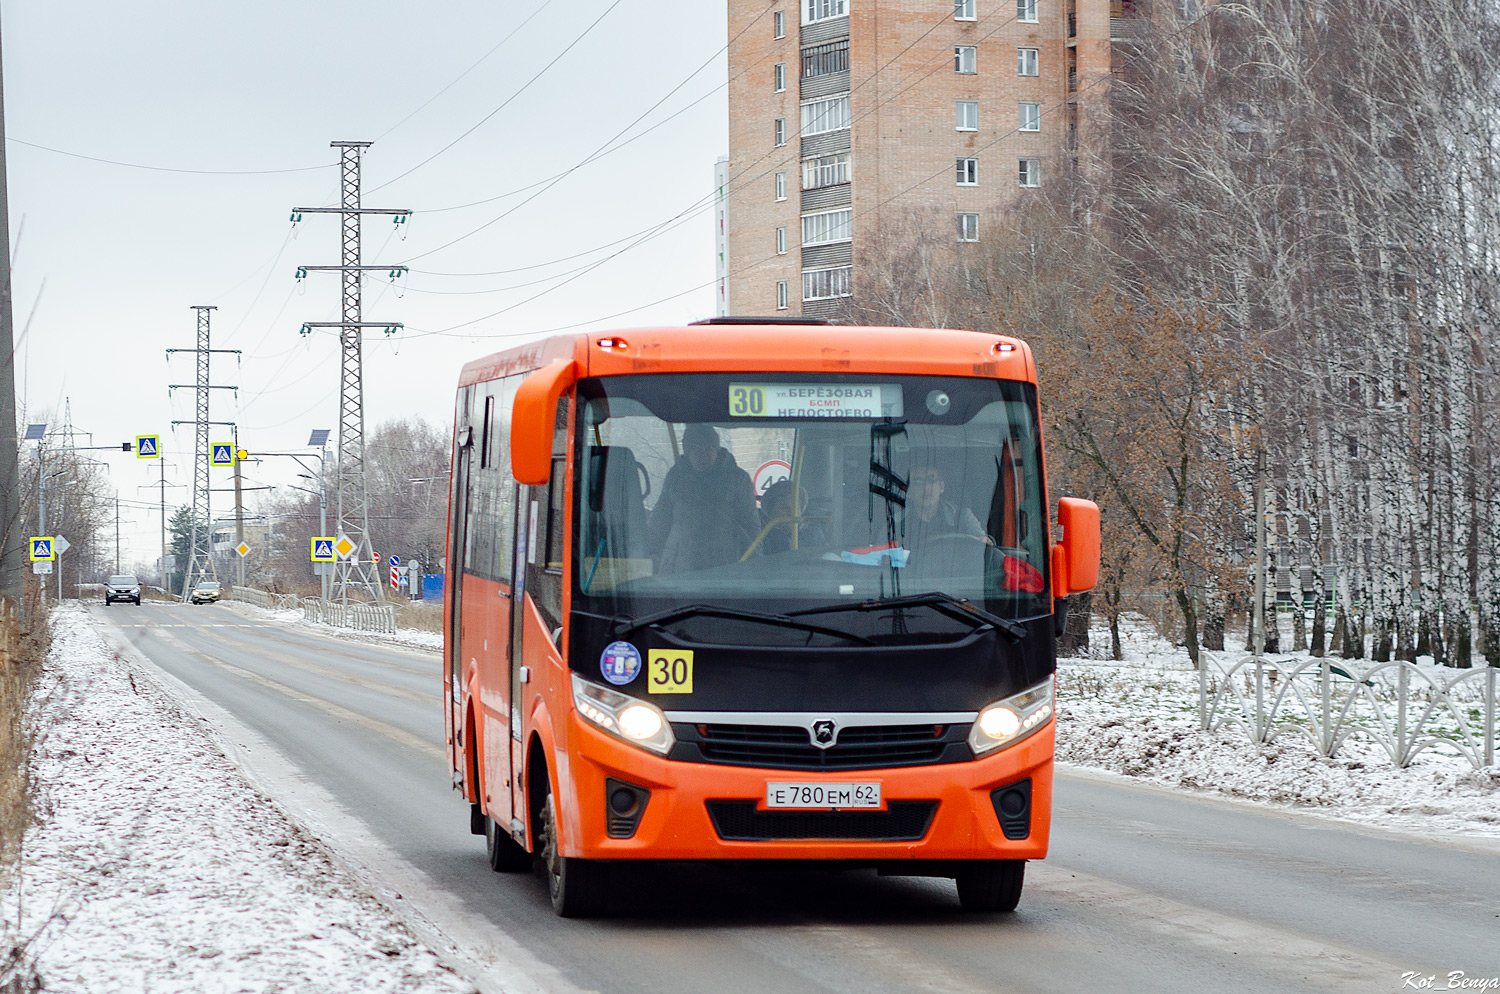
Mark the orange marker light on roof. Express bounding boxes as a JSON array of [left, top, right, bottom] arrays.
[[597, 337, 629, 350], [995, 342, 1016, 353]]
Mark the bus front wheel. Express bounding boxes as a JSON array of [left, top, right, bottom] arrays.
[[538, 781, 608, 917], [955, 859, 1025, 912]]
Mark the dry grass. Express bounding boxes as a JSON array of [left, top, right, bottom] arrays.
[[394, 600, 443, 633], [0, 586, 52, 993]]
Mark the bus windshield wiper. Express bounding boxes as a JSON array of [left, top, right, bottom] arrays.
[[611, 604, 875, 645], [787, 592, 1028, 642]]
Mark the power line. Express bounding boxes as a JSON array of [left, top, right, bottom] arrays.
[[367, 0, 627, 195], [4, 137, 334, 175]]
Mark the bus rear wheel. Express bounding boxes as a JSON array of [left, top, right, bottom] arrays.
[[537, 781, 607, 917], [955, 859, 1025, 912], [485, 815, 533, 873]]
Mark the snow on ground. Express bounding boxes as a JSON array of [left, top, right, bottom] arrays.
[[221, 599, 443, 655], [1056, 615, 1500, 837], [0, 606, 475, 994]]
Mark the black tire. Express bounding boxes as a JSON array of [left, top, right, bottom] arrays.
[[955, 860, 1025, 912], [537, 779, 607, 917], [486, 815, 533, 873]]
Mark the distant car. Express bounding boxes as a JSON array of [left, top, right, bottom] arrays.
[[190, 580, 221, 605], [105, 574, 141, 606]]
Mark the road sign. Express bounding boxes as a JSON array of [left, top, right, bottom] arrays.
[[334, 535, 355, 559], [163, 554, 177, 571], [211, 443, 234, 466], [752, 459, 792, 505], [311, 537, 336, 562], [390, 565, 399, 589], [32, 561, 52, 575], [29, 537, 54, 561], [372, 551, 381, 564], [236, 542, 251, 558], [136, 435, 160, 459], [389, 555, 400, 567], [53, 535, 71, 556]]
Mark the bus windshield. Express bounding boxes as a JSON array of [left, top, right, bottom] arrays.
[[574, 372, 1049, 644]]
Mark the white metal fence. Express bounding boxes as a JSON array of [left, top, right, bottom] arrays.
[[228, 587, 396, 635], [1198, 653, 1498, 769]]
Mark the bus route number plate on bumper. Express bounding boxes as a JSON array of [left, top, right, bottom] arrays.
[[765, 782, 882, 809]]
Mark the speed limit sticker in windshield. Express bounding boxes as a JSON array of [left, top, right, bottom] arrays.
[[729, 383, 904, 418]]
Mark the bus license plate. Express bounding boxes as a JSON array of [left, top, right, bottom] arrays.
[[765, 782, 882, 809]]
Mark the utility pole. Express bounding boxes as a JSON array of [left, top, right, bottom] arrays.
[[114, 497, 120, 574], [167, 306, 238, 600], [292, 140, 409, 604], [0, 15, 25, 605], [233, 424, 244, 588]]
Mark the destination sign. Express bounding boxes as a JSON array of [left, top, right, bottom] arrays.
[[728, 383, 904, 419]]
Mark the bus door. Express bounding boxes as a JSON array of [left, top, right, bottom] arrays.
[[447, 386, 475, 784], [509, 395, 570, 837]]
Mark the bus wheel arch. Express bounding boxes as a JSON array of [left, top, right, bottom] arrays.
[[527, 734, 607, 916]]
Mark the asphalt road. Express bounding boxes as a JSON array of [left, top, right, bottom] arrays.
[[91, 601, 1499, 994]]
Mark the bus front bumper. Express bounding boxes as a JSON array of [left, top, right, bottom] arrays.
[[560, 716, 1054, 863]]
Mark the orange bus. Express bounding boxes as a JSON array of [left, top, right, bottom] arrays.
[[443, 319, 1099, 916]]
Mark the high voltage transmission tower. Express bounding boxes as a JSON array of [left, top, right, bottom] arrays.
[[292, 140, 410, 604], [166, 305, 239, 601]]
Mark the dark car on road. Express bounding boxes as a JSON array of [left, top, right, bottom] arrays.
[[105, 575, 141, 606]]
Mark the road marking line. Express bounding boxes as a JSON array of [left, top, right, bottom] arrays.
[[152, 629, 444, 761]]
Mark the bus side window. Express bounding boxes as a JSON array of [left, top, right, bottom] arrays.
[[530, 396, 570, 627]]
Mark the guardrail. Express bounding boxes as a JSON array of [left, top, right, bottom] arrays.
[[228, 587, 396, 634], [1199, 653, 1498, 769]]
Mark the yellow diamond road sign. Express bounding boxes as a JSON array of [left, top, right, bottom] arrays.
[[333, 536, 356, 559], [235, 542, 251, 558]]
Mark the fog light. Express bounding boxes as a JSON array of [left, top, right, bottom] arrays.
[[610, 787, 640, 816]]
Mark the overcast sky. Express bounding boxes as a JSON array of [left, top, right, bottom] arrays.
[[4, 0, 729, 569]]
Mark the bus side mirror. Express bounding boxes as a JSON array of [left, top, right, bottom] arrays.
[[511, 360, 577, 485], [1050, 497, 1100, 598]]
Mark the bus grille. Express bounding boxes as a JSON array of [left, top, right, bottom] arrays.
[[706, 800, 938, 842], [675, 722, 967, 771]]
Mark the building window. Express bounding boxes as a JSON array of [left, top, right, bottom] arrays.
[[1018, 0, 1038, 22], [775, 118, 787, 146], [957, 213, 979, 242], [1019, 101, 1041, 131], [775, 171, 787, 200], [955, 46, 977, 74], [1019, 158, 1040, 187], [802, 208, 853, 246], [774, 9, 786, 37], [955, 0, 977, 19], [803, 152, 852, 189], [801, 94, 851, 135], [774, 63, 786, 92], [777, 280, 789, 310], [803, 40, 849, 78], [956, 157, 978, 185], [1018, 47, 1039, 76], [803, 266, 852, 301], [956, 100, 979, 131], [804, 0, 847, 25], [776, 226, 788, 254]]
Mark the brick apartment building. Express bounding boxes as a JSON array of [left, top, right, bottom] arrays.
[[720, 0, 1122, 318]]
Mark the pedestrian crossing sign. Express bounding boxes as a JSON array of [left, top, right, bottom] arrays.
[[136, 435, 159, 459], [311, 537, 336, 562], [211, 443, 235, 466], [29, 537, 54, 561]]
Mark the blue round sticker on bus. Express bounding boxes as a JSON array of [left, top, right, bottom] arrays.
[[600, 641, 642, 686]]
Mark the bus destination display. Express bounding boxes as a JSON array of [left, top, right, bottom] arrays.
[[729, 383, 904, 419]]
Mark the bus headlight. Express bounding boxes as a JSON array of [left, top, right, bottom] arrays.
[[571, 674, 676, 756], [968, 676, 1054, 756]]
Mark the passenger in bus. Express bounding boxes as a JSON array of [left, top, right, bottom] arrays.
[[758, 479, 828, 555], [647, 423, 759, 573], [904, 462, 993, 548]]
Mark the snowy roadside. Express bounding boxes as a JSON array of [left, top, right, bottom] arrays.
[[1055, 619, 1500, 838], [0, 606, 475, 994]]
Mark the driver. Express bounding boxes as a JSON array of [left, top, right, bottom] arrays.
[[904, 462, 992, 548], [647, 423, 759, 573]]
